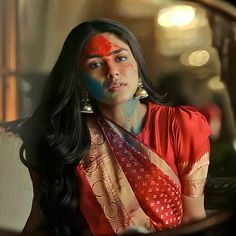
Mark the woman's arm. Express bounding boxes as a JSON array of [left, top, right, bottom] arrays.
[[181, 194, 206, 224], [172, 108, 210, 225]]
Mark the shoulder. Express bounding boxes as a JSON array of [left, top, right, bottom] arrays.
[[169, 106, 210, 163], [145, 102, 211, 139], [147, 102, 202, 124], [171, 106, 211, 135], [147, 102, 211, 143], [146, 101, 175, 118], [148, 102, 207, 122]]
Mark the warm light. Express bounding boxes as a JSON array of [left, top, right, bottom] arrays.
[[157, 5, 196, 27], [207, 76, 225, 90], [180, 49, 210, 67], [233, 139, 236, 152], [187, 50, 209, 66]]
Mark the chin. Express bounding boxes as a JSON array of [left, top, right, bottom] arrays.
[[98, 95, 134, 106], [112, 94, 135, 104]]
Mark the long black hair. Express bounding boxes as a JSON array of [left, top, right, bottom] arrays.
[[20, 18, 164, 235]]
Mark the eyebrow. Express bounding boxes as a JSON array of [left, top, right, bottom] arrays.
[[84, 48, 128, 60]]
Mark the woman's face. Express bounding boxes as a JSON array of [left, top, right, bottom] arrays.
[[81, 33, 139, 105]]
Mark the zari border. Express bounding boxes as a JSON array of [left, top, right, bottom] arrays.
[[80, 118, 157, 234], [177, 152, 210, 197]]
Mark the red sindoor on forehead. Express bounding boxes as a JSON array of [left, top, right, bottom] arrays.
[[82, 34, 118, 57]]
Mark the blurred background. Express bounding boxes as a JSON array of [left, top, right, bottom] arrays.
[[0, 0, 236, 235], [1, 0, 236, 176]]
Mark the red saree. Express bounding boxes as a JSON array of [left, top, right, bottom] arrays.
[[76, 103, 210, 235]]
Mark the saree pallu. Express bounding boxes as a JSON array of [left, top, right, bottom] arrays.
[[76, 116, 183, 235]]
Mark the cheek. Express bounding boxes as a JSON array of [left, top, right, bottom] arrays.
[[83, 74, 106, 101], [120, 63, 138, 75]]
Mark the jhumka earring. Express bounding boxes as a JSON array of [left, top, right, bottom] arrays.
[[134, 77, 148, 99], [81, 91, 93, 113]]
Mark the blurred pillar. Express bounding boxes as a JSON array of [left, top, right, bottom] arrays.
[[0, 0, 18, 122], [192, 0, 236, 121]]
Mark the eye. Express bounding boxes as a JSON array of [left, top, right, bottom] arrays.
[[115, 56, 128, 62], [88, 61, 104, 69]]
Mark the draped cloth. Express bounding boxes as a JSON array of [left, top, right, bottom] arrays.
[[76, 116, 183, 235], [76, 103, 210, 235], [22, 102, 210, 236]]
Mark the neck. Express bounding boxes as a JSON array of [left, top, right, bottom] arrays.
[[97, 99, 147, 135]]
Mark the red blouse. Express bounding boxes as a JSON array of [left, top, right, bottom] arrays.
[[76, 102, 211, 235], [137, 102, 211, 195]]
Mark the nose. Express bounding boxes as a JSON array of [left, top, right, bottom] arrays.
[[107, 72, 119, 80], [106, 61, 119, 80]]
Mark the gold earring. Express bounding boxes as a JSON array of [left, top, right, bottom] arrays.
[[134, 78, 148, 99], [81, 91, 93, 113]]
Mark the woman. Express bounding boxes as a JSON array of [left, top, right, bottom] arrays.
[[20, 18, 210, 236]]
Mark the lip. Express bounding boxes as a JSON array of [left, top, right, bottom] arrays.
[[107, 82, 126, 92]]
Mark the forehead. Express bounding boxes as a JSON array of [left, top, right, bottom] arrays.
[[82, 33, 130, 56]]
